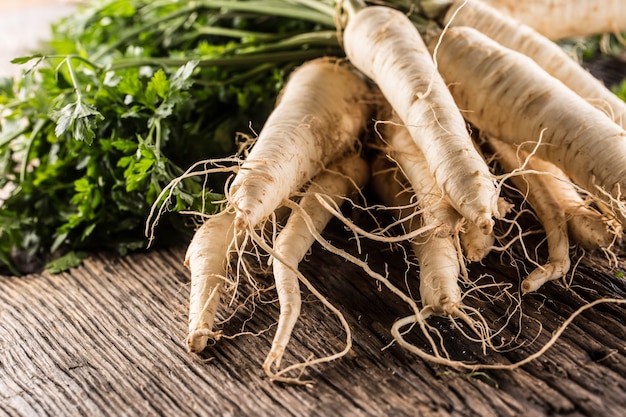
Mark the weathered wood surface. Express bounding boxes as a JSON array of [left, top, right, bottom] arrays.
[[1, 218, 626, 417]]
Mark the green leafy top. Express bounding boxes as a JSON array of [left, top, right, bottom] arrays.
[[0, 0, 341, 274]]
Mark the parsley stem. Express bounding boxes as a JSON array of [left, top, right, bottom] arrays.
[[237, 31, 339, 54], [45, 55, 101, 70], [290, 0, 337, 17], [190, 0, 335, 26], [193, 62, 276, 87], [154, 119, 161, 160], [179, 26, 280, 43], [19, 119, 48, 182], [64, 58, 83, 102], [92, 1, 334, 63], [91, 6, 200, 62], [107, 49, 339, 71]]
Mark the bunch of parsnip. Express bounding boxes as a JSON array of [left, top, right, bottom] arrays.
[[3, 0, 626, 383], [171, 0, 626, 382]]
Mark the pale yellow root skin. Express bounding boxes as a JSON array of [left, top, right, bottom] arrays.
[[185, 211, 237, 353], [528, 156, 620, 251], [489, 138, 571, 293], [460, 222, 495, 263], [435, 26, 626, 227], [379, 111, 498, 264], [461, 196, 515, 263], [369, 154, 420, 228], [264, 153, 370, 375], [381, 113, 463, 235], [344, 6, 499, 234], [413, 230, 462, 316], [444, 0, 626, 127], [480, 0, 626, 40], [370, 154, 462, 316], [228, 57, 372, 232]]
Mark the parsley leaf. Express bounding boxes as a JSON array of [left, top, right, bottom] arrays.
[[0, 0, 341, 274]]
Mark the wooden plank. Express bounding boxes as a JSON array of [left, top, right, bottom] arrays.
[[1, 220, 626, 416]]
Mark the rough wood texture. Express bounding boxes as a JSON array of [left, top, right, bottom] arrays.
[[1, 219, 626, 417]]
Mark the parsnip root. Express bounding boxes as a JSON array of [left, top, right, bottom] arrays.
[[434, 26, 626, 227], [185, 211, 237, 352], [444, 0, 626, 127], [264, 153, 369, 377], [479, 0, 626, 40], [344, 4, 500, 234], [228, 57, 372, 231], [489, 137, 571, 293]]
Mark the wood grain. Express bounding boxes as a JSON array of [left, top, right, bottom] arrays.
[[1, 219, 626, 417]]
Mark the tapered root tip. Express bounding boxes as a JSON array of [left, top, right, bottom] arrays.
[[521, 279, 541, 295], [521, 261, 569, 295], [263, 345, 286, 375], [186, 329, 222, 353], [465, 251, 483, 263], [521, 267, 553, 294], [439, 296, 461, 317]]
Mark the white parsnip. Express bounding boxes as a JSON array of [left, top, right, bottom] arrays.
[[264, 153, 369, 376], [371, 154, 462, 316], [344, 4, 500, 234], [489, 137, 571, 293], [460, 222, 495, 263], [169, 1, 626, 380], [381, 112, 463, 235], [527, 155, 620, 251], [185, 211, 237, 353], [444, 0, 626, 127], [379, 106, 503, 263], [414, 228, 463, 316], [479, 0, 626, 40], [460, 191, 515, 263], [434, 26, 626, 226], [228, 57, 372, 231]]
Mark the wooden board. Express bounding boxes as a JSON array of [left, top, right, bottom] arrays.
[[2, 219, 626, 417]]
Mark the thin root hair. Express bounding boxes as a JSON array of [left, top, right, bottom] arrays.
[[314, 192, 439, 243], [243, 207, 354, 383], [392, 297, 626, 371], [145, 157, 241, 245]]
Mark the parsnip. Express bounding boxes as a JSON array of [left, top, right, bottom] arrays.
[[489, 137, 571, 293], [528, 156, 620, 251], [343, 3, 500, 234], [444, 0, 626, 127], [371, 154, 462, 316], [434, 26, 626, 226], [264, 153, 369, 375], [228, 57, 372, 232], [185, 211, 237, 352], [381, 111, 463, 235], [479, 0, 626, 40]]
